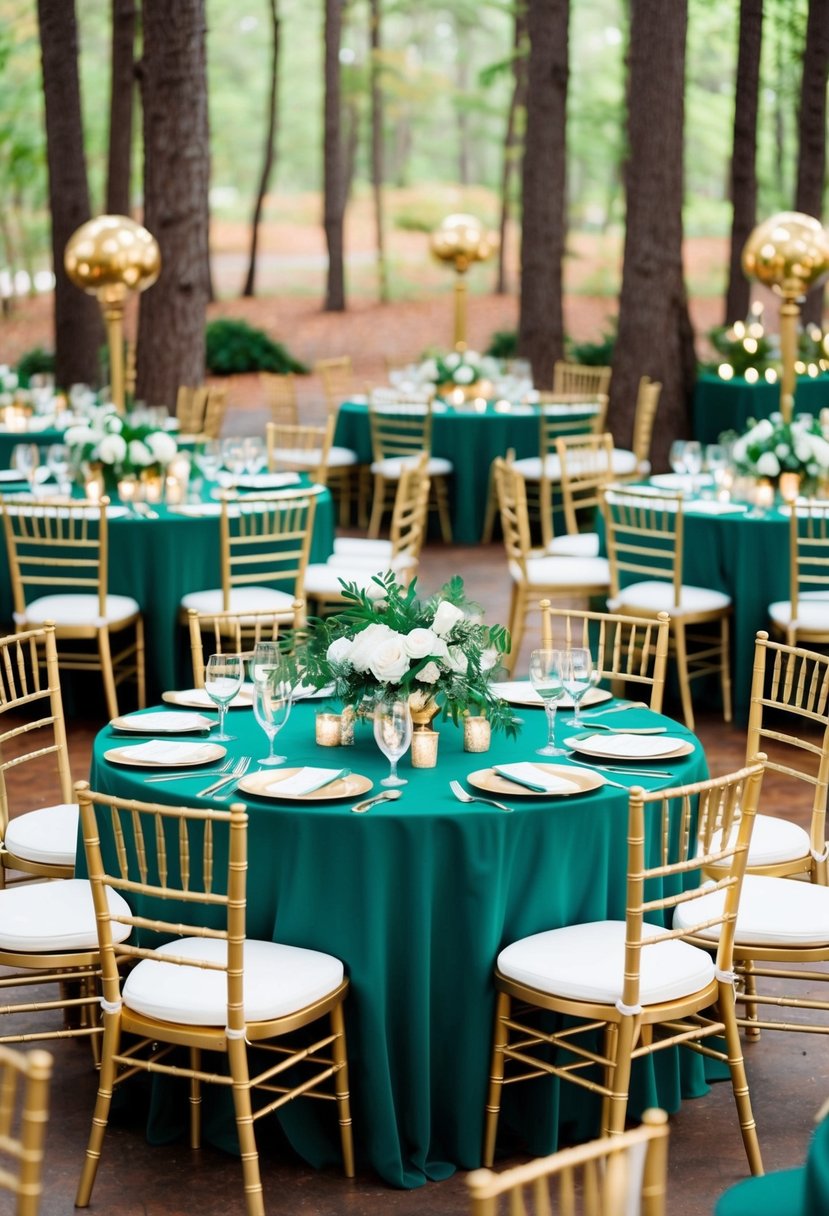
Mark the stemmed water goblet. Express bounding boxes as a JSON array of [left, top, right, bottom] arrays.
[[373, 699, 412, 786], [561, 647, 594, 728], [46, 443, 72, 497], [248, 640, 282, 686], [682, 440, 703, 495], [252, 672, 293, 766], [528, 648, 567, 756], [204, 653, 243, 742], [243, 436, 267, 477]]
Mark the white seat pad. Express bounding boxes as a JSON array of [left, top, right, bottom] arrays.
[[123, 936, 344, 1026], [768, 592, 829, 631], [498, 920, 714, 1006], [4, 803, 79, 866], [328, 446, 359, 467], [609, 448, 640, 477], [547, 532, 601, 558], [518, 555, 610, 588], [703, 813, 811, 869], [19, 594, 140, 628], [673, 874, 829, 948], [333, 538, 393, 559], [608, 580, 731, 616], [180, 587, 296, 615], [325, 553, 416, 573], [512, 456, 560, 482], [0, 878, 131, 952], [304, 558, 414, 596], [371, 455, 453, 478]]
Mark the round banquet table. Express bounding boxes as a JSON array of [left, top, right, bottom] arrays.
[[87, 697, 709, 1188], [692, 372, 829, 446], [0, 424, 66, 467], [334, 399, 599, 544]]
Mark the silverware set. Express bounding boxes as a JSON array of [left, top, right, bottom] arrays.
[[198, 756, 252, 797], [144, 757, 235, 784]]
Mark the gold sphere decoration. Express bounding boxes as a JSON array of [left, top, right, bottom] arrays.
[[741, 211, 829, 300], [430, 213, 498, 274]]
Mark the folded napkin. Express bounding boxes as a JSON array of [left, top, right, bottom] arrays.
[[167, 686, 252, 708], [116, 711, 212, 732], [266, 767, 349, 796], [570, 733, 680, 758], [167, 503, 223, 517], [685, 500, 748, 515], [233, 472, 301, 490], [490, 681, 543, 705], [118, 740, 218, 765], [493, 763, 582, 794]]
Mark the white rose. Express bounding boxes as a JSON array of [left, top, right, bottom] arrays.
[[416, 661, 442, 684], [348, 623, 394, 672], [3, 372, 18, 391], [431, 600, 465, 636], [97, 433, 127, 464], [128, 439, 153, 467], [454, 365, 475, 384], [480, 646, 499, 671], [446, 646, 468, 674], [326, 637, 353, 667], [794, 440, 813, 463], [64, 424, 93, 447], [464, 350, 481, 365], [419, 359, 438, 382], [808, 434, 829, 468], [753, 419, 774, 441], [731, 437, 748, 463], [146, 431, 177, 463], [444, 352, 460, 371], [103, 415, 123, 433], [774, 443, 789, 459], [756, 451, 780, 477], [404, 628, 440, 659], [368, 634, 411, 684]]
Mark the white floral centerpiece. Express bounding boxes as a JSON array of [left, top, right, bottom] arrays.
[[413, 349, 501, 393], [65, 404, 178, 484], [730, 412, 829, 492], [301, 572, 519, 735]]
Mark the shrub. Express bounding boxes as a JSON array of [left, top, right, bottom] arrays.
[[205, 319, 308, 376], [15, 346, 56, 386], [568, 322, 617, 366], [486, 330, 518, 360]]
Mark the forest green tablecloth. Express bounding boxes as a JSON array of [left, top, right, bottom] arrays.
[[0, 426, 66, 469], [692, 373, 829, 445], [88, 698, 708, 1188]]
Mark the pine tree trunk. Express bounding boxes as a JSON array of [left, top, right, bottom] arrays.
[[517, 0, 568, 388], [136, 0, 211, 408], [37, 0, 104, 388], [369, 0, 388, 304], [242, 0, 280, 299], [106, 0, 136, 217], [495, 5, 528, 296], [795, 0, 829, 327], [324, 0, 346, 312], [725, 0, 762, 325], [611, 0, 696, 467]]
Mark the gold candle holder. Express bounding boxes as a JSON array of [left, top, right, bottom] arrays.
[[753, 479, 775, 510], [411, 729, 439, 768], [315, 712, 342, 747], [463, 715, 491, 753], [778, 472, 801, 503]]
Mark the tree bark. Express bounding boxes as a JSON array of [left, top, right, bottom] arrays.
[[242, 0, 280, 298], [36, 0, 103, 387], [136, 0, 211, 408], [324, 0, 347, 312], [106, 0, 136, 217], [795, 0, 829, 327], [369, 0, 388, 304], [518, 0, 568, 388], [724, 0, 762, 325], [495, 4, 528, 295], [611, 0, 696, 467]]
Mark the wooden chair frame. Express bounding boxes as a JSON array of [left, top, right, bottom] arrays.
[[187, 605, 302, 687], [314, 355, 353, 415], [176, 384, 228, 440], [483, 760, 766, 1177], [614, 377, 663, 482], [552, 360, 613, 398], [0, 1044, 53, 1216], [261, 371, 298, 426], [74, 783, 354, 1216], [555, 430, 616, 540], [367, 397, 452, 542], [266, 416, 336, 484], [774, 499, 829, 646]]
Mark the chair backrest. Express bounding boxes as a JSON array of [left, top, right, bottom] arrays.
[[0, 1044, 53, 1216], [467, 1107, 669, 1216], [539, 603, 670, 712], [265, 416, 335, 484], [389, 452, 431, 565], [315, 356, 353, 413], [1, 497, 109, 619], [788, 499, 829, 622], [537, 394, 609, 455], [187, 605, 302, 687], [631, 377, 663, 469], [747, 632, 829, 862], [493, 454, 532, 580], [555, 430, 615, 536], [261, 372, 298, 426], [602, 485, 683, 607], [220, 490, 317, 613], [368, 398, 433, 462], [0, 624, 73, 843], [552, 360, 613, 399], [176, 385, 228, 439], [76, 781, 249, 1037]]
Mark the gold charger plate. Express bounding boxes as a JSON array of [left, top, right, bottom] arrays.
[[161, 687, 254, 710], [110, 711, 213, 733], [563, 735, 694, 761], [467, 764, 604, 797], [237, 768, 373, 802], [491, 683, 612, 709], [103, 742, 227, 768]]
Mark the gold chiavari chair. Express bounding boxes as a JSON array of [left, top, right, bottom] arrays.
[[612, 376, 663, 482], [187, 606, 301, 688], [1, 497, 146, 719], [261, 371, 298, 426], [468, 1108, 669, 1216], [602, 484, 732, 730], [266, 416, 336, 485], [553, 359, 613, 398], [178, 489, 317, 626], [312, 357, 365, 526], [176, 384, 228, 440], [0, 1045, 53, 1216], [314, 355, 353, 414], [367, 395, 453, 541], [483, 759, 766, 1176], [494, 455, 610, 675], [74, 784, 354, 1216], [0, 625, 77, 886], [539, 602, 670, 711], [551, 430, 616, 557], [768, 498, 829, 647]]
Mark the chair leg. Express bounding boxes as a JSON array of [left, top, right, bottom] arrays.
[[738, 959, 762, 1041], [330, 1001, 355, 1177], [719, 614, 732, 723], [671, 622, 695, 731], [135, 616, 146, 709], [75, 1014, 121, 1207], [227, 1034, 266, 1216], [368, 474, 388, 538], [432, 477, 453, 543], [718, 982, 764, 1175], [539, 478, 553, 551], [504, 585, 526, 677], [603, 1016, 638, 1138], [481, 465, 497, 543], [482, 990, 511, 1167], [189, 1047, 202, 1149], [97, 629, 119, 720]]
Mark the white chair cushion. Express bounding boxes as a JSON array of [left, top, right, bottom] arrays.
[[333, 538, 392, 559], [702, 813, 811, 869], [0, 878, 131, 952], [371, 455, 452, 478], [497, 920, 715, 1006], [768, 591, 829, 631], [325, 552, 416, 573], [609, 448, 640, 477], [17, 594, 140, 628], [328, 445, 359, 468], [547, 532, 601, 558], [517, 555, 610, 589], [123, 936, 344, 1026], [673, 874, 829, 947], [271, 447, 324, 467], [304, 558, 414, 596], [608, 580, 731, 616], [4, 803, 79, 866], [512, 456, 560, 482], [180, 587, 297, 615]]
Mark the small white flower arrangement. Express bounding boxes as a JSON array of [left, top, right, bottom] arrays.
[[413, 349, 500, 389], [730, 411, 829, 487], [66, 404, 178, 478]]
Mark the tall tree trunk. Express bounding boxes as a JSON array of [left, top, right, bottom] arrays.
[[495, 4, 528, 295], [242, 0, 280, 298], [136, 0, 211, 407], [456, 23, 471, 187], [725, 0, 762, 325], [611, 0, 696, 467], [36, 0, 103, 388], [518, 0, 568, 388], [795, 0, 829, 327], [369, 0, 388, 303], [324, 0, 347, 312], [106, 0, 136, 217]]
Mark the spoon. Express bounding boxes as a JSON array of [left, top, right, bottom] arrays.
[[350, 789, 402, 814]]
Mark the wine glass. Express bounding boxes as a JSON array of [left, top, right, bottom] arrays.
[[248, 640, 281, 685], [204, 653, 243, 741], [196, 439, 222, 484], [46, 443, 72, 496], [252, 673, 293, 766], [528, 648, 567, 756], [373, 699, 412, 786], [683, 440, 703, 494], [11, 443, 37, 489], [243, 436, 266, 477], [561, 648, 594, 728], [668, 440, 687, 479]]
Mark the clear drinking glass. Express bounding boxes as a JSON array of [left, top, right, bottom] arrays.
[[373, 699, 413, 786], [528, 648, 567, 756], [252, 674, 293, 765], [11, 443, 37, 488], [248, 640, 282, 686], [682, 440, 703, 494], [196, 439, 222, 483], [243, 436, 266, 476], [668, 440, 687, 478], [46, 443, 72, 496], [204, 653, 243, 741], [561, 648, 594, 728]]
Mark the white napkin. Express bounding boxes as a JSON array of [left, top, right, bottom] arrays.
[[118, 740, 218, 764], [116, 711, 212, 732], [490, 681, 543, 705], [233, 472, 301, 490], [266, 767, 348, 796], [685, 500, 748, 515], [167, 503, 223, 517], [166, 686, 252, 708], [570, 733, 680, 758], [292, 681, 336, 701], [493, 763, 582, 794]]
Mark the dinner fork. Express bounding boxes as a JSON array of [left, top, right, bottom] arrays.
[[144, 757, 235, 784], [449, 779, 513, 813], [198, 756, 251, 798], [211, 757, 256, 800]]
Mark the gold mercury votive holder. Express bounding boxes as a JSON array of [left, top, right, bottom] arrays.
[[315, 712, 342, 747], [463, 716, 491, 753], [411, 730, 439, 768]]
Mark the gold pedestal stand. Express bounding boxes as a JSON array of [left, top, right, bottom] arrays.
[[430, 214, 497, 353]]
